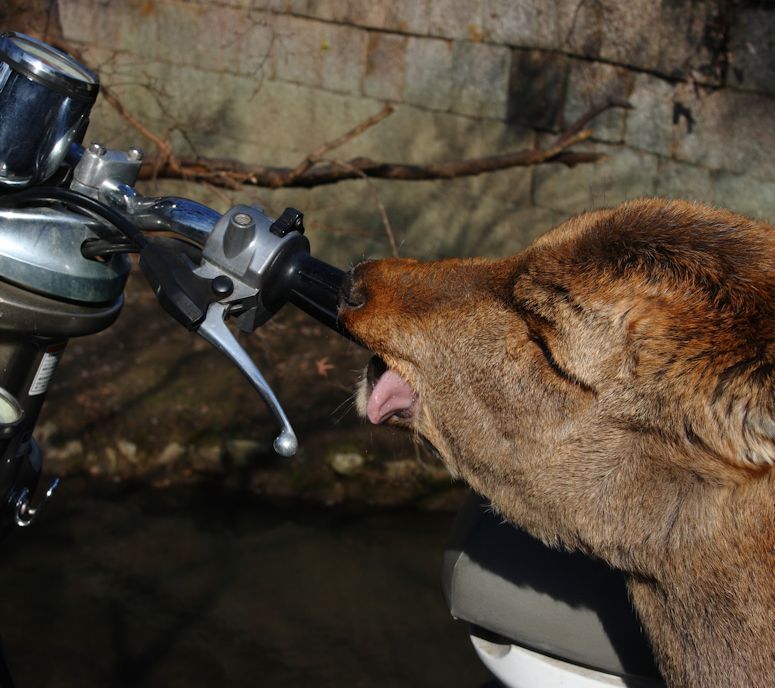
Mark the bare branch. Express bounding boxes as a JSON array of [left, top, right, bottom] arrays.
[[555, 97, 633, 145], [137, 109, 618, 189]]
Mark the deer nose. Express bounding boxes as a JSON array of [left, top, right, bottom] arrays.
[[339, 269, 367, 310]]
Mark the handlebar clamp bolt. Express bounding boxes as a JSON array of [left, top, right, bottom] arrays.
[[127, 146, 144, 161], [88, 141, 106, 156]]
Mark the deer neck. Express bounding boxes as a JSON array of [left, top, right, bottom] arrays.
[[627, 480, 775, 688]]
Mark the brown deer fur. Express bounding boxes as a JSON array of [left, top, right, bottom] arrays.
[[338, 199, 775, 688]]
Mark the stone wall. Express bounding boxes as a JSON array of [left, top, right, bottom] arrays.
[[51, 0, 775, 264]]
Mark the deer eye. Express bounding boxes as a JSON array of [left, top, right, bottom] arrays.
[[517, 304, 595, 394], [529, 331, 579, 386]]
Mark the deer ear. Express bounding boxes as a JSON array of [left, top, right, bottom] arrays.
[[738, 406, 775, 467], [709, 369, 775, 468], [620, 300, 775, 469]]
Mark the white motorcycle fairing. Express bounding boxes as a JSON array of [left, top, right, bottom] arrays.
[[442, 493, 666, 688]]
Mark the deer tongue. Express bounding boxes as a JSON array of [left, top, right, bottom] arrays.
[[367, 369, 417, 424]]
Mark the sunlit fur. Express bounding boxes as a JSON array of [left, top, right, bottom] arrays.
[[340, 199, 775, 688]]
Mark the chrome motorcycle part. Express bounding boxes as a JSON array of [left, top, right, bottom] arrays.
[[13, 477, 60, 528], [120, 194, 220, 247], [70, 141, 143, 198], [197, 302, 298, 457], [0, 206, 130, 303], [134, 204, 301, 456], [190, 204, 350, 456], [0, 191, 130, 528], [200, 205, 311, 331], [0, 32, 98, 188], [0, 352, 60, 535], [0, 294, 120, 535], [137, 224, 300, 456], [98, 178, 219, 249], [0, 185, 149, 248]]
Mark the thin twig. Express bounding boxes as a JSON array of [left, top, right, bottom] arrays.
[[288, 103, 394, 180], [556, 97, 633, 145], [202, 182, 234, 207], [326, 158, 399, 258]]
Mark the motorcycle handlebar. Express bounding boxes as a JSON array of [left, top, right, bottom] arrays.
[[264, 250, 347, 337], [0, 167, 354, 459]]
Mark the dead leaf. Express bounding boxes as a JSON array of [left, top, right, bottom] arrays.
[[315, 357, 335, 378]]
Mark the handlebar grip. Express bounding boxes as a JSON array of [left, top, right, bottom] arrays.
[[275, 252, 349, 337]]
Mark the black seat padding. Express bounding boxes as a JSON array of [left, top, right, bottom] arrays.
[[442, 492, 664, 682]]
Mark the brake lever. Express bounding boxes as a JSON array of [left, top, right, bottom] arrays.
[[139, 204, 345, 459], [197, 302, 298, 457], [137, 215, 305, 457]]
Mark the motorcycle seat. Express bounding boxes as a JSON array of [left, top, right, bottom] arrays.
[[442, 492, 664, 683]]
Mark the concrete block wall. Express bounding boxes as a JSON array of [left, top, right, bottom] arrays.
[[53, 0, 775, 263]]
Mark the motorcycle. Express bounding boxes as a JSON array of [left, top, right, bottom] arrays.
[[0, 31, 666, 688]]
